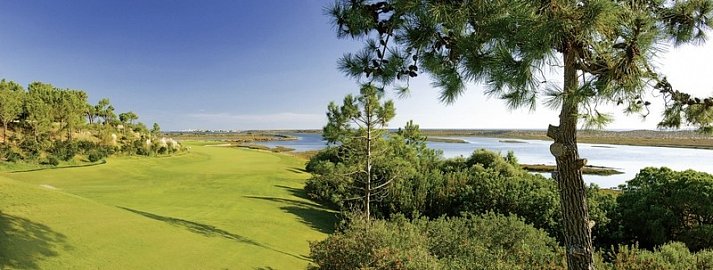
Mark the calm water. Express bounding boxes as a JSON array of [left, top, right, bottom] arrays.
[[258, 133, 713, 188]]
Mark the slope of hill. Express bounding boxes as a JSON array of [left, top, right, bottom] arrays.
[[0, 142, 335, 269]]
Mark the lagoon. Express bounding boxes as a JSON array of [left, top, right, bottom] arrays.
[[259, 133, 713, 188]]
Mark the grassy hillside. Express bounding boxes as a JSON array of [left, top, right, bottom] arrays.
[[0, 141, 336, 269]]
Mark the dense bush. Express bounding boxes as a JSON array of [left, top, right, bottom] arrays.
[[616, 167, 713, 251], [606, 242, 713, 270], [309, 213, 566, 270], [87, 151, 103, 162], [465, 149, 521, 177], [304, 131, 440, 214], [0, 146, 22, 162], [312, 218, 713, 270], [305, 146, 341, 173], [49, 141, 79, 161], [43, 155, 60, 166], [305, 142, 616, 243], [19, 138, 46, 159]]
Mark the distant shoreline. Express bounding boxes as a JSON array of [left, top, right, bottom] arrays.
[[420, 129, 713, 150], [521, 164, 624, 176], [166, 129, 713, 150], [426, 137, 469, 143]]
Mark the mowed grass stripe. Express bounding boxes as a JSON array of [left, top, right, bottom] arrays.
[[0, 142, 336, 269]]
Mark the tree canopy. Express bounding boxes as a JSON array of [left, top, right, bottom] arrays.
[[328, 1, 712, 269], [0, 78, 181, 165]]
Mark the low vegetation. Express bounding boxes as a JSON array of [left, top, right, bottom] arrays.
[[310, 213, 567, 270]]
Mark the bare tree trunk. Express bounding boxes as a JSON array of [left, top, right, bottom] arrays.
[[365, 105, 372, 221], [548, 49, 594, 270], [3, 122, 7, 145]]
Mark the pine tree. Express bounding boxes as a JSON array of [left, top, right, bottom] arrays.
[[323, 84, 396, 220], [328, 1, 712, 269], [0, 80, 25, 145]]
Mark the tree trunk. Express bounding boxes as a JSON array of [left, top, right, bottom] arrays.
[[365, 107, 372, 221], [3, 122, 7, 145], [548, 49, 594, 270]]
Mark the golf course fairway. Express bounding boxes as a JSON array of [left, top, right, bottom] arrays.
[[0, 142, 336, 269]]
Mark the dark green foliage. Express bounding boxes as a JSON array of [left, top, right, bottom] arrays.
[[304, 146, 341, 173], [617, 167, 713, 251], [18, 137, 47, 159], [43, 156, 60, 166], [309, 213, 567, 270], [87, 150, 106, 162], [607, 242, 713, 270], [588, 188, 621, 249], [87, 152, 101, 163], [151, 122, 161, 137], [319, 84, 398, 218], [422, 166, 562, 239], [49, 141, 78, 161], [305, 140, 619, 244], [132, 139, 149, 156], [328, 0, 713, 131], [48, 140, 113, 162], [465, 148, 522, 177], [305, 123, 440, 216], [311, 214, 713, 269], [0, 146, 22, 162]]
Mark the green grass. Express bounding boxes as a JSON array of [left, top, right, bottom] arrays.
[[0, 141, 336, 269]]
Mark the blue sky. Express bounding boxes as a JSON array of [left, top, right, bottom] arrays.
[[0, 1, 711, 131]]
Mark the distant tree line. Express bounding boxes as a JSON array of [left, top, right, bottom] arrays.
[[0, 78, 180, 166], [306, 88, 713, 269]]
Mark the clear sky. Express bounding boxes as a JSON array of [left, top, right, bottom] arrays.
[[0, 1, 711, 131]]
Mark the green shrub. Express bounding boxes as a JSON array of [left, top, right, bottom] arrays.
[[0, 146, 22, 162], [76, 140, 97, 152], [309, 213, 566, 270], [305, 146, 341, 173], [19, 138, 45, 159], [466, 149, 522, 177], [5, 151, 21, 162], [87, 151, 103, 162], [617, 167, 713, 251], [49, 141, 78, 161], [132, 139, 149, 156], [305, 144, 617, 244], [43, 156, 60, 166], [606, 242, 713, 270]]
